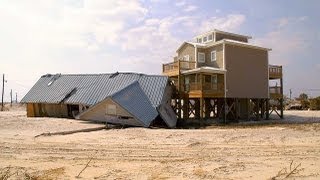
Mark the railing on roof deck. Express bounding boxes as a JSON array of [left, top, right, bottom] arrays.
[[162, 60, 196, 74], [269, 65, 282, 78], [269, 86, 281, 94]]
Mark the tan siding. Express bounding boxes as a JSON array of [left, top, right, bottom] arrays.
[[177, 44, 195, 61], [79, 98, 142, 126], [225, 44, 268, 98], [197, 44, 223, 69], [216, 33, 248, 43]]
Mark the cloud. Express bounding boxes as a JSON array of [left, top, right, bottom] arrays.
[[199, 14, 246, 33], [175, 1, 186, 7], [184, 5, 198, 12], [253, 17, 309, 65]]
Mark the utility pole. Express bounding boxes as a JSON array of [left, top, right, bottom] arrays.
[[289, 89, 292, 100], [10, 89, 12, 107], [1, 74, 4, 111]]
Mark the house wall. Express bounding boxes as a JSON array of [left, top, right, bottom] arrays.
[[177, 43, 195, 61], [79, 98, 143, 126], [215, 32, 248, 43], [26, 103, 68, 118], [197, 44, 224, 69], [225, 44, 268, 98]]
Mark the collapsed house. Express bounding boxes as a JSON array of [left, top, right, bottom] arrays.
[[21, 73, 177, 128]]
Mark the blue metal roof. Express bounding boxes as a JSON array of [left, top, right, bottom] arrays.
[[111, 81, 158, 127], [21, 73, 169, 107]]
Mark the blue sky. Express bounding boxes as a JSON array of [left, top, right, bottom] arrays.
[[0, 0, 319, 102]]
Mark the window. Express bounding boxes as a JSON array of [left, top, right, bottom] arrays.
[[203, 36, 207, 42], [198, 52, 205, 63], [106, 104, 117, 115], [198, 38, 202, 43], [211, 50, 216, 62], [208, 34, 213, 41], [183, 55, 190, 61], [204, 75, 211, 83], [212, 75, 218, 90]]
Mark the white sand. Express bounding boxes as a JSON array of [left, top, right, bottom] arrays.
[[0, 110, 320, 179]]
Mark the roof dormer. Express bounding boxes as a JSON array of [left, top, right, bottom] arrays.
[[194, 29, 252, 43]]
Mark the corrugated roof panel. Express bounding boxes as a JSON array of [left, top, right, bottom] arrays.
[[21, 73, 168, 108], [111, 82, 158, 127], [138, 75, 168, 107]]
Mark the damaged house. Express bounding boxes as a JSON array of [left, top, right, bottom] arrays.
[[21, 73, 177, 128]]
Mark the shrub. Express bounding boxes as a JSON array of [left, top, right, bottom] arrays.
[[310, 97, 320, 110]]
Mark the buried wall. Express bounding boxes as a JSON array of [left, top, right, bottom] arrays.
[[26, 103, 69, 118]]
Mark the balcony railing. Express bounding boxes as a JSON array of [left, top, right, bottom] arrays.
[[269, 65, 282, 79], [185, 82, 224, 92], [162, 60, 196, 76], [269, 86, 282, 98]]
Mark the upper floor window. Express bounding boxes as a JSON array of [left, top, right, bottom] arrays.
[[183, 55, 190, 61], [198, 52, 205, 63], [203, 36, 207, 43], [197, 38, 202, 43], [208, 34, 213, 41], [211, 50, 216, 62]]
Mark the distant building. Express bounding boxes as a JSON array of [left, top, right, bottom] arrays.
[[162, 29, 283, 120], [21, 73, 177, 128]]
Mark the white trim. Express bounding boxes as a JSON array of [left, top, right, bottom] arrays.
[[198, 52, 205, 63], [224, 39, 271, 51], [181, 66, 226, 75], [194, 46, 198, 67], [223, 43, 225, 70], [213, 32, 216, 42], [211, 50, 216, 62]]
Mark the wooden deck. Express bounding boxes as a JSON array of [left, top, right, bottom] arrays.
[[162, 60, 196, 76]]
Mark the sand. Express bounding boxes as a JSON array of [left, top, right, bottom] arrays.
[[0, 109, 320, 179]]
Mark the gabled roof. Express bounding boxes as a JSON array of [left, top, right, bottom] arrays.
[[176, 42, 206, 53], [21, 73, 169, 107]]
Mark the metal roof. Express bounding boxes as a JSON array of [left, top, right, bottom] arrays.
[[21, 73, 169, 107], [111, 81, 158, 127]]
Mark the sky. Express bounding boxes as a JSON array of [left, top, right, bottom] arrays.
[[0, 0, 319, 102]]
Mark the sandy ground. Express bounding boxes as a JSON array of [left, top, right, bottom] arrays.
[[0, 109, 320, 179]]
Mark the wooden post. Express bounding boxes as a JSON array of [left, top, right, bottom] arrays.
[[10, 89, 12, 107], [1, 74, 4, 111], [200, 98, 204, 119], [280, 77, 284, 119], [266, 98, 270, 120]]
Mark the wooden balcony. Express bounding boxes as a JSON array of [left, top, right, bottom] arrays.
[[269, 86, 283, 99], [185, 82, 224, 98], [162, 60, 196, 77], [269, 65, 282, 79]]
